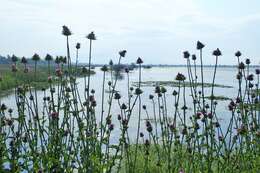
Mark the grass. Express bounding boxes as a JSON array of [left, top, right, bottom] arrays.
[[0, 64, 95, 96], [132, 80, 233, 88]]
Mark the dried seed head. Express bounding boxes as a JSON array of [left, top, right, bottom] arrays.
[[86, 31, 96, 40], [235, 51, 242, 57], [119, 50, 127, 57], [62, 25, 72, 36], [196, 41, 205, 50], [136, 57, 143, 64], [192, 54, 197, 60], [76, 43, 81, 49], [212, 48, 222, 56], [183, 51, 190, 59]]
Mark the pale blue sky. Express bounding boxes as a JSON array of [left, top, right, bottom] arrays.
[[0, 0, 260, 65]]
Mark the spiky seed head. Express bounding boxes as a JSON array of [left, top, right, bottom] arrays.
[[45, 54, 53, 61], [235, 51, 242, 57], [62, 25, 72, 36], [175, 73, 186, 81], [183, 51, 190, 59], [192, 54, 197, 60], [11, 55, 18, 62], [86, 31, 96, 40], [21, 57, 27, 64], [119, 50, 127, 57], [136, 57, 143, 64], [76, 43, 81, 49], [32, 53, 40, 61], [212, 48, 222, 56], [196, 41, 205, 50]]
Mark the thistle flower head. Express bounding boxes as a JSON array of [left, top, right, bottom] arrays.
[[238, 62, 245, 69], [45, 54, 53, 61], [55, 56, 61, 64], [121, 103, 127, 110], [114, 92, 121, 100], [212, 48, 222, 56], [11, 55, 18, 63], [136, 57, 143, 64], [183, 51, 190, 59], [175, 73, 186, 81], [60, 56, 67, 64], [192, 54, 196, 60], [109, 60, 113, 66], [235, 51, 242, 57], [256, 69, 260, 75], [50, 112, 59, 119], [119, 50, 127, 57], [32, 53, 40, 61], [86, 31, 96, 40], [109, 124, 114, 131], [245, 58, 251, 65], [76, 43, 81, 49], [196, 41, 205, 50], [62, 25, 72, 36], [135, 88, 143, 95], [21, 57, 27, 64], [247, 74, 254, 81]]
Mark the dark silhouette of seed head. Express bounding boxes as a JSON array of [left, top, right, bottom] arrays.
[[183, 51, 190, 59], [245, 58, 251, 65], [238, 62, 245, 69], [135, 88, 143, 95], [247, 74, 254, 81], [11, 55, 18, 63], [32, 53, 40, 61], [114, 92, 121, 99], [45, 54, 53, 61], [121, 103, 127, 110], [161, 86, 167, 93], [21, 57, 27, 64], [136, 57, 143, 64], [86, 31, 96, 40], [109, 59, 113, 66], [192, 54, 196, 60], [76, 43, 81, 49], [212, 48, 222, 56], [235, 51, 242, 57], [196, 41, 205, 50], [62, 25, 72, 36], [256, 69, 260, 75], [175, 73, 186, 81], [119, 50, 127, 57], [172, 90, 178, 96]]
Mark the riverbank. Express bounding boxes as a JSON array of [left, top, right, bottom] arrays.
[[0, 64, 95, 96]]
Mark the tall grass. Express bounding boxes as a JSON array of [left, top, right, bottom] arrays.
[[0, 26, 260, 173]]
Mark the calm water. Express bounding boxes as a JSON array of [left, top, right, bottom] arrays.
[[0, 67, 254, 142]]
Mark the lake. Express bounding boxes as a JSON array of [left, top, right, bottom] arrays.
[[1, 66, 253, 143]]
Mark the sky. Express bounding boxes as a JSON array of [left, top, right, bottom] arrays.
[[0, 0, 260, 65]]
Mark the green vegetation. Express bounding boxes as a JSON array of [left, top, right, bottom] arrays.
[[0, 64, 95, 96], [205, 95, 231, 101], [132, 80, 233, 88]]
